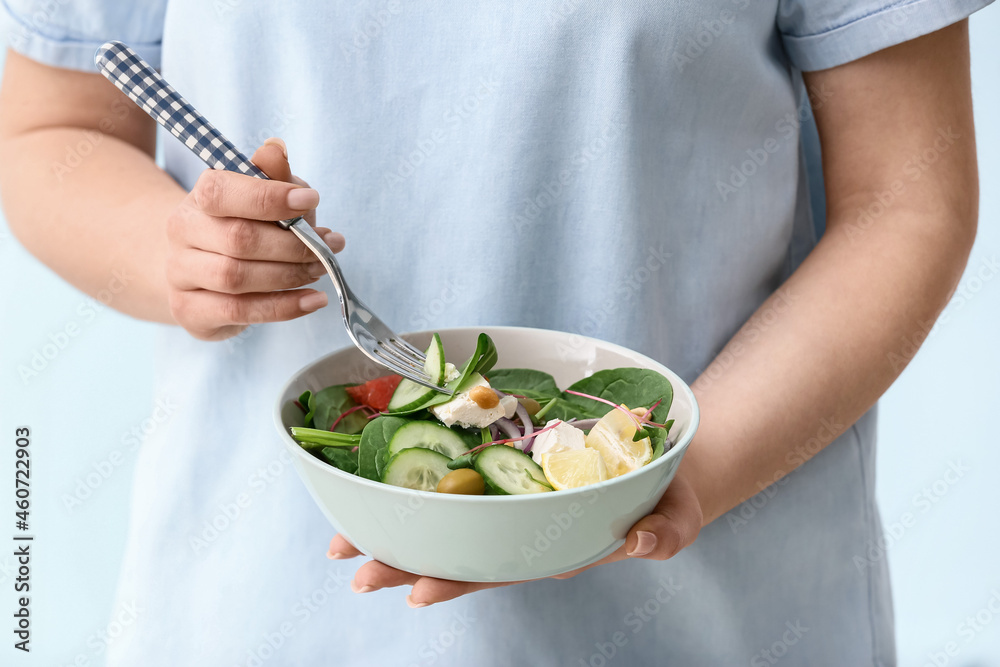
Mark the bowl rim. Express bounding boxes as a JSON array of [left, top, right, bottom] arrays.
[[273, 325, 700, 503]]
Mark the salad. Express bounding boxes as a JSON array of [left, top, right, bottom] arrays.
[[289, 333, 675, 495]]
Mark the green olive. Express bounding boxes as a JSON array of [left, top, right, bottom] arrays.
[[518, 397, 542, 415], [436, 468, 486, 495]]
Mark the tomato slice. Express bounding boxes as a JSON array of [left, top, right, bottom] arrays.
[[346, 375, 403, 412]]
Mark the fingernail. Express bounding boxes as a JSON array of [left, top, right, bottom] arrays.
[[627, 530, 657, 557], [406, 595, 430, 609], [350, 580, 375, 594], [326, 551, 348, 560], [299, 291, 328, 312], [288, 188, 320, 210], [307, 262, 327, 278], [264, 137, 288, 159]]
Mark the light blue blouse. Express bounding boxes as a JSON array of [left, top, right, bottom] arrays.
[[3, 1, 992, 664]]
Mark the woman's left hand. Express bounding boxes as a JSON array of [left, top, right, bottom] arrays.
[[327, 467, 703, 608]]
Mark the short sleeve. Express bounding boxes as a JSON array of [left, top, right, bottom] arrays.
[[777, 0, 995, 71], [1, 0, 167, 71]]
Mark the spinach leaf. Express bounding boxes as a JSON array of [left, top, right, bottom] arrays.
[[446, 428, 490, 470], [484, 369, 562, 401], [297, 390, 314, 428], [644, 426, 667, 461], [453, 426, 486, 449], [312, 385, 368, 434], [319, 446, 359, 475], [649, 420, 675, 461], [358, 416, 410, 481], [563, 368, 673, 424]]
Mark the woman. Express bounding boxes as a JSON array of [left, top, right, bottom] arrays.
[[0, 1, 990, 664]]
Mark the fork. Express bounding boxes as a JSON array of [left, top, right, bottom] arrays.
[[94, 41, 446, 391]]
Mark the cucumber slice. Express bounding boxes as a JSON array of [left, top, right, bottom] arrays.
[[474, 445, 553, 495], [425, 332, 445, 384], [381, 448, 452, 491], [387, 421, 470, 459], [386, 334, 446, 412]]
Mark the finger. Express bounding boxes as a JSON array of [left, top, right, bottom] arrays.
[[169, 212, 343, 263], [192, 169, 319, 221], [252, 138, 293, 183], [291, 175, 317, 226], [327, 534, 363, 560], [169, 288, 328, 340], [169, 248, 325, 294], [351, 560, 420, 593], [624, 472, 702, 561], [549, 549, 629, 580], [316, 227, 346, 253], [407, 578, 515, 608]]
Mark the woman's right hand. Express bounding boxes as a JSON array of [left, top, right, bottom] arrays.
[[165, 138, 344, 341]]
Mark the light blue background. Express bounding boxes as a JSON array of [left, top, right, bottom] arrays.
[[1, 8, 998, 665]]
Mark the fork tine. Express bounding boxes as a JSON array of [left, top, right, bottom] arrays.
[[394, 337, 427, 362], [377, 341, 427, 374], [371, 350, 447, 391]]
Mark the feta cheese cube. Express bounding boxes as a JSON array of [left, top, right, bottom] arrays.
[[531, 419, 586, 465], [430, 376, 507, 429], [500, 396, 518, 420]]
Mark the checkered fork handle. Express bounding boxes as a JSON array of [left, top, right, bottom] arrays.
[[94, 41, 298, 229]]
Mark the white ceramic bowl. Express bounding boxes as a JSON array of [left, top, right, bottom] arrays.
[[274, 326, 699, 582]]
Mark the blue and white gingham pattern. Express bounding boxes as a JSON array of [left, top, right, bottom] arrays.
[[95, 41, 300, 228], [95, 41, 264, 177], [95, 41, 263, 177]]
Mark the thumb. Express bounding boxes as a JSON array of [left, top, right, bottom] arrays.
[[251, 137, 294, 183], [624, 471, 702, 560]]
